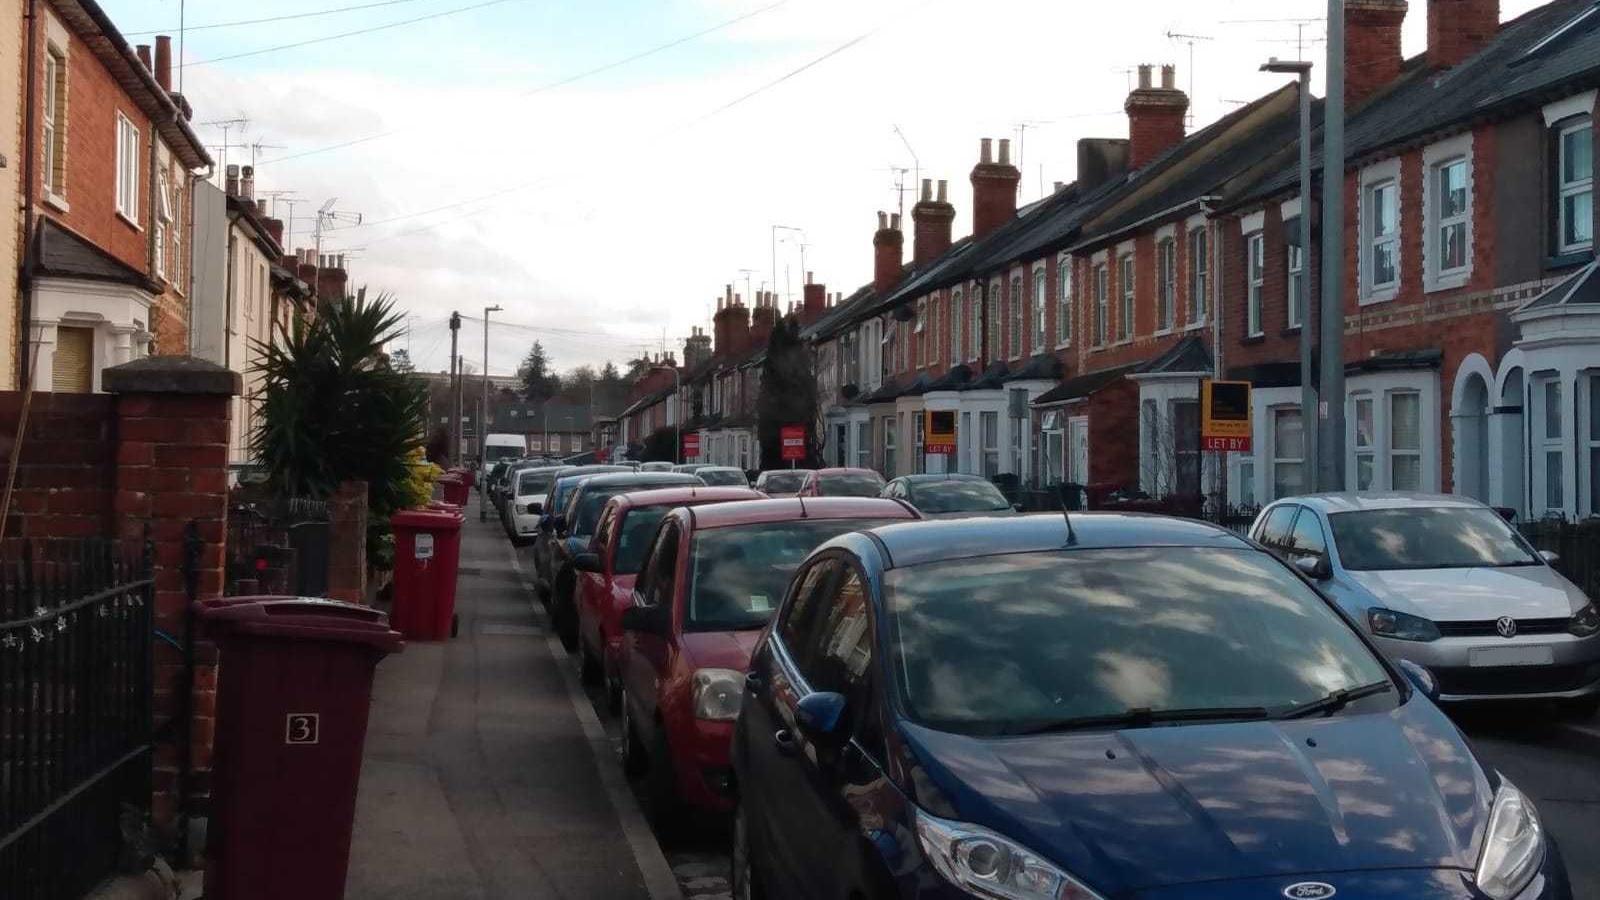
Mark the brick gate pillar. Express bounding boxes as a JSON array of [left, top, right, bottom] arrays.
[[326, 479, 368, 604], [104, 357, 240, 837]]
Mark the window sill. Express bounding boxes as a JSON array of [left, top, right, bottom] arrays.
[[1153, 328, 1175, 338], [1423, 271, 1470, 294], [1241, 334, 1266, 346], [42, 191, 69, 213], [116, 210, 142, 232], [1359, 286, 1398, 306], [1545, 250, 1594, 271], [1184, 320, 1207, 332], [1055, 341, 1072, 351], [1282, 325, 1303, 336]]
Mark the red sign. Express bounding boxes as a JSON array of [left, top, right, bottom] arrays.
[[780, 425, 807, 462], [1201, 435, 1252, 453], [681, 432, 700, 458]]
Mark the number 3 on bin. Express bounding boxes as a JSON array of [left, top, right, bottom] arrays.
[[286, 713, 320, 745]]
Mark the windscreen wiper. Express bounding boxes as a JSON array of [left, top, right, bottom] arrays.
[[1277, 680, 1393, 720], [1012, 706, 1272, 735]]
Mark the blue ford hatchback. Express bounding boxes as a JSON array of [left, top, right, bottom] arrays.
[[731, 514, 1571, 900]]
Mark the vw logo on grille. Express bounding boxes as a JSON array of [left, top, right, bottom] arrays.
[[1496, 616, 1519, 638], [1283, 883, 1337, 900]]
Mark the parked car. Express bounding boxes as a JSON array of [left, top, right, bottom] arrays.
[[1251, 492, 1600, 714], [641, 461, 677, 472], [798, 467, 886, 498], [573, 485, 764, 708], [504, 465, 570, 545], [617, 497, 919, 820], [672, 464, 702, 474], [483, 460, 513, 502], [532, 465, 637, 603], [732, 512, 1574, 900], [753, 469, 808, 497], [881, 473, 1019, 518], [547, 471, 704, 649], [685, 465, 750, 487]]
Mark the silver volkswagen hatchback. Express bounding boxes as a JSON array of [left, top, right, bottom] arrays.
[[1251, 492, 1600, 713]]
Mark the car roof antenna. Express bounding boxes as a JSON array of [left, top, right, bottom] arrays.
[[797, 495, 808, 519], [1059, 494, 1078, 546]]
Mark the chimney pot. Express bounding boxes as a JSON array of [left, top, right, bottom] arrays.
[[921, 178, 932, 201], [153, 35, 173, 92], [877, 210, 888, 230], [136, 45, 152, 70], [239, 165, 255, 201], [1054, 180, 1065, 193], [890, 212, 901, 230], [998, 138, 1011, 165], [937, 179, 948, 202], [1161, 64, 1176, 89], [980, 138, 993, 164], [807, 270, 814, 285], [1138, 63, 1153, 89]]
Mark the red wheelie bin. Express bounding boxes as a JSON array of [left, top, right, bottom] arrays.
[[389, 507, 464, 639]]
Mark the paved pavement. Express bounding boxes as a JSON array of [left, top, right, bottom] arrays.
[[344, 497, 681, 900]]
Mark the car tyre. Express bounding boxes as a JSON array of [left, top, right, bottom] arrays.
[[554, 569, 580, 652], [643, 724, 683, 828], [731, 799, 766, 900], [620, 689, 648, 778], [578, 641, 603, 686], [603, 664, 622, 715]]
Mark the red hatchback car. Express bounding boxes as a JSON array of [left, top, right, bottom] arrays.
[[797, 467, 886, 498], [616, 497, 918, 819], [572, 485, 762, 708]]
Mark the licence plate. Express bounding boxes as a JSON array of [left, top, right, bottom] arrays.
[[1468, 646, 1555, 667]]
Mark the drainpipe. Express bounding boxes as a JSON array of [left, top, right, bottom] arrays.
[[19, 0, 39, 390]]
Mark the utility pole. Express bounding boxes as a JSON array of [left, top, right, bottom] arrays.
[[449, 312, 462, 465], [480, 305, 502, 519], [1264, 58, 1317, 487], [1319, 0, 1346, 492]]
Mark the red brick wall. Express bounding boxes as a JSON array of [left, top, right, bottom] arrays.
[[32, 4, 154, 274], [1088, 378, 1139, 487], [0, 391, 116, 538]]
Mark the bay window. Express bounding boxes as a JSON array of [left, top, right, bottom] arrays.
[[981, 411, 999, 477], [1353, 395, 1375, 490], [1536, 377, 1565, 514], [1389, 391, 1422, 490]]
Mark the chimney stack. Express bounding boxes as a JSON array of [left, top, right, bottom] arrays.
[[873, 211, 904, 296], [263, 216, 285, 249], [970, 138, 1022, 239], [240, 165, 255, 202], [1124, 63, 1189, 169], [1428, 0, 1498, 69], [224, 164, 240, 197], [153, 35, 173, 92], [751, 291, 779, 348], [911, 177, 956, 264], [1347, 1, 1409, 105], [802, 272, 827, 325]]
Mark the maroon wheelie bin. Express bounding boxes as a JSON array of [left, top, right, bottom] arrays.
[[438, 472, 469, 506], [197, 597, 403, 900], [389, 507, 464, 639]]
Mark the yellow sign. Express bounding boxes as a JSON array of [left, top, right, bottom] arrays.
[[925, 410, 957, 454], [1201, 380, 1252, 452]]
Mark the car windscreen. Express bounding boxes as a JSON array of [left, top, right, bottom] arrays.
[[615, 507, 673, 575], [817, 473, 884, 497], [516, 471, 555, 497], [909, 479, 1010, 513], [760, 471, 806, 494], [574, 480, 697, 535], [1327, 507, 1540, 571], [885, 547, 1393, 736], [485, 445, 522, 462], [686, 519, 896, 632], [697, 469, 748, 487]]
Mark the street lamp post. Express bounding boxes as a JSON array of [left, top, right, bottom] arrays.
[[1262, 57, 1316, 487], [1320, 0, 1348, 492], [480, 305, 502, 521]]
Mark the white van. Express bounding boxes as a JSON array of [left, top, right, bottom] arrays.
[[483, 434, 526, 466]]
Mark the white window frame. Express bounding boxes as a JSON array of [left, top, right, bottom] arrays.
[[154, 170, 174, 280], [1352, 393, 1376, 490], [1187, 222, 1208, 326], [914, 298, 927, 367], [1534, 374, 1566, 515], [1008, 273, 1024, 360], [1286, 231, 1304, 329], [1117, 251, 1134, 343], [1422, 133, 1474, 292], [980, 410, 1000, 477], [1270, 405, 1305, 501], [1155, 230, 1177, 334], [1360, 157, 1403, 304], [986, 279, 1002, 361], [950, 288, 963, 364], [881, 415, 897, 478], [968, 283, 982, 362], [1388, 390, 1424, 491], [1092, 262, 1109, 347], [1031, 266, 1047, 353], [115, 113, 140, 223], [42, 44, 68, 202], [1556, 118, 1594, 256], [1055, 254, 1072, 348], [929, 295, 940, 368], [1246, 231, 1265, 337]]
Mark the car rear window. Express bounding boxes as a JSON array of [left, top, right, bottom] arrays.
[[910, 479, 1010, 513], [685, 519, 896, 632], [697, 469, 748, 487], [817, 474, 885, 497], [760, 471, 807, 494]]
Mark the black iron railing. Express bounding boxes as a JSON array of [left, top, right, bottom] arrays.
[[1519, 519, 1600, 598], [0, 537, 154, 900], [226, 496, 330, 597]]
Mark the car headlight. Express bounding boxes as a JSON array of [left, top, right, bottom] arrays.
[[1570, 602, 1600, 637], [1475, 779, 1544, 899], [1368, 607, 1440, 642], [691, 668, 743, 721], [915, 808, 1104, 900]]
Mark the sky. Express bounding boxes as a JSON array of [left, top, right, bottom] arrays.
[[101, 0, 1547, 378]]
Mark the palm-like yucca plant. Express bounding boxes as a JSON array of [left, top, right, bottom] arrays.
[[251, 291, 429, 566]]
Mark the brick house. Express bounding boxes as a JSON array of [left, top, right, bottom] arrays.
[[0, 0, 23, 390], [1213, 0, 1600, 519], [22, 4, 209, 392]]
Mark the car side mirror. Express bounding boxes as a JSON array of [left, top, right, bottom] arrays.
[[527, 502, 543, 515], [621, 603, 668, 636], [1397, 660, 1438, 702], [1539, 549, 1560, 565], [1294, 554, 1332, 580], [573, 552, 602, 574], [1012, 502, 1024, 512], [795, 691, 849, 747]]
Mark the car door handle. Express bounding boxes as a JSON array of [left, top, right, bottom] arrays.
[[745, 672, 764, 692], [773, 729, 798, 756]]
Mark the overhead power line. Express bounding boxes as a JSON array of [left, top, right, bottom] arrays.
[[259, 0, 791, 166], [188, 0, 521, 67], [126, 0, 434, 37]]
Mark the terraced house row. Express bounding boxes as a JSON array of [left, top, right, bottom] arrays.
[[625, 0, 1599, 521], [0, 0, 351, 465]]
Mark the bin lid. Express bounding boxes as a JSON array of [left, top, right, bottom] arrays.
[[196, 596, 405, 652], [437, 473, 463, 484], [391, 508, 464, 529]]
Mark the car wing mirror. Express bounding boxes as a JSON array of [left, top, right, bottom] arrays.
[[1012, 502, 1024, 512], [795, 691, 849, 747], [621, 603, 668, 636], [1294, 554, 1332, 580], [1539, 549, 1559, 565], [573, 552, 602, 574], [1396, 660, 1438, 702], [527, 501, 543, 515]]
